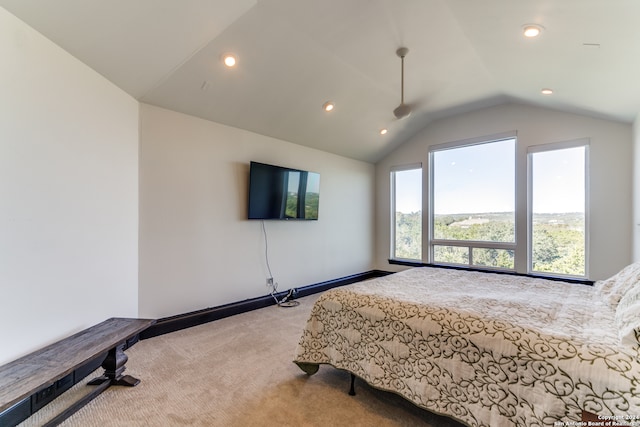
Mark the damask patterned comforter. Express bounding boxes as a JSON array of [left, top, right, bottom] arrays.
[[293, 266, 640, 427]]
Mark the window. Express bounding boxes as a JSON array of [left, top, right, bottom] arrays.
[[391, 165, 422, 261], [529, 141, 588, 277], [392, 133, 589, 279], [430, 136, 516, 269]]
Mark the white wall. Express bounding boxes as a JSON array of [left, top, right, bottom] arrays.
[[0, 8, 139, 365], [139, 104, 374, 318], [376, 103, 633, 280], [0, 6, 375, 362]]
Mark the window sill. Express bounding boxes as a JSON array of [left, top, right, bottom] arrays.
[[387, 259, 593, 286]]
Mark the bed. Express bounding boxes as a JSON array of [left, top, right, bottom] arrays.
[[293, 265, 640, 427]]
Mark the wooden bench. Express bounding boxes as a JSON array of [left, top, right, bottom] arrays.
[[0, 317, 155, 426]]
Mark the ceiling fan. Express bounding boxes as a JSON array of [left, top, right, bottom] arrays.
[[393, 47, 411, 120]]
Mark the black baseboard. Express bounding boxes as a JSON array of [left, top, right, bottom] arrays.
[[140, 270, 391, 340], [1, 270, 391, 427]]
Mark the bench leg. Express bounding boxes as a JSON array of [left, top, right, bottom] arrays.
[[87, 343, 140, 387]]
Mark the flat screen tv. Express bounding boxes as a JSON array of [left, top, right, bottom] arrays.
[[248, 161, 320, 220]]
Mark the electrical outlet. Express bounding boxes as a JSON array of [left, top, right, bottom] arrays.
[[33, 383, 57, 410], [34, 384, 55, 404], [266, 277, 274, 287]]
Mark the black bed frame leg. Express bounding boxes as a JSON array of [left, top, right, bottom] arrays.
[[348, 373, 356, 396]]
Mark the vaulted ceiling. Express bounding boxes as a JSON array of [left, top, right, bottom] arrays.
[[2, 0, 639, 162]]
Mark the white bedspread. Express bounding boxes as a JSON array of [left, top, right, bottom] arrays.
[[293, 267, 640, 427]]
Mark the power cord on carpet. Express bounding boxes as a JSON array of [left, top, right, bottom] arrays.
[[262, 220, 300, 308]]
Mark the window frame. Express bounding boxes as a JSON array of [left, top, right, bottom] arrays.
[[527, 139, 590, 279], [428, 132, 517, 271], [390, 163, 423, 262], [389, 133, 591, 281]]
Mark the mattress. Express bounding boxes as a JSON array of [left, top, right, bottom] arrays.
[[293, 267, 640, 426]]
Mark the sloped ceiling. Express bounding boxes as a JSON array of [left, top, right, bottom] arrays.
[[2, 0, 640, 162]]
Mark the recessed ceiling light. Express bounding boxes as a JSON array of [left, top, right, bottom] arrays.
[[541, 88, 553, 95], [380, 128, 388, 135], [523, 24, 543, 38], [222, 53, 237, 67], [322, 101, 335, 112]]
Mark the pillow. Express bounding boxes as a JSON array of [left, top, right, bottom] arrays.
[[596, 262, 640, 308], [615, 282, 640, 347]]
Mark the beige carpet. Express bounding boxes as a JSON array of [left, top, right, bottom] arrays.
[[19, 294, 466, 427]]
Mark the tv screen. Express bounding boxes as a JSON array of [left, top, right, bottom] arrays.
[[248, 161, 320, 220]]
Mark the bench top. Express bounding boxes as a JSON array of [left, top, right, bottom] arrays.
[[0, 317, 155, 413]]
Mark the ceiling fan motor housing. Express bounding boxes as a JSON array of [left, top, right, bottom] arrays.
[[393, 104, 411, 119], [396, 47, 409, 58]]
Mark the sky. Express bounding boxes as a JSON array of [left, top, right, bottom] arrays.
[[531, 146, 585, 213], [395, 168, 422, 213], [395, 139, 585, 215], [433, 139, 515, 215]]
